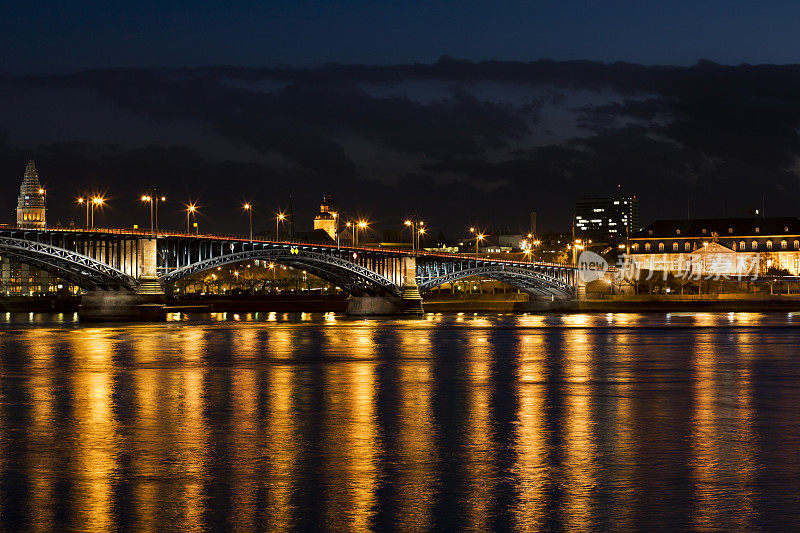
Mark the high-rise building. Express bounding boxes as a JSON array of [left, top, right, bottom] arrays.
[[16, 160, 46, 228], [574, 196, 639, 243], [313, 194, 338, 240]]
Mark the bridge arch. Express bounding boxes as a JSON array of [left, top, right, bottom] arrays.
[[159, 248, 402, 297], [417, 265, 573, 298], [0, 236, 138, 291]]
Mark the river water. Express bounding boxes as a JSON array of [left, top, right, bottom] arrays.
[[0, 311, 799, 531]]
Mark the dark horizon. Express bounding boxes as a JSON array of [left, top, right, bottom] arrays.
[[3, 57, 800, 236]]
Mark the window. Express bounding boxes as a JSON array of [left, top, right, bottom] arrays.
[[676, 229, 681, 235], [685, 242, 691, 251], [648, 229, 653, 235], [672, 242, 679, 251], [632, 243, 639, 252], [755, 227, 760, 233], [767, 240, 773, 250], [702, 228, 707, 235], [752, 241, 758, 250], [795, 240, 799, 250], [782, 240, 788, 250], [740, 241, 746, 250], [732, 241, 737, 251], [728, 228, 733, 234], [659, 242, 664, 251], [645, 243, 651, 252], [785, 226, 790, 232]]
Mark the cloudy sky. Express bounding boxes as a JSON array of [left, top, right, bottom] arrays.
[[3, 1, 800, 235]]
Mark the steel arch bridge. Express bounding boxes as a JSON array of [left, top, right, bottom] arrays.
[[160, 248, 402, 297], [415, 256, 574, 298], [0, 235, 137, 290], [0, 228, 577, 299]]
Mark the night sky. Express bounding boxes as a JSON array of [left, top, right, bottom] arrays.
[[3, 1, 800, 236]]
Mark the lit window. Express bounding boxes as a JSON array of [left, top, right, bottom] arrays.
[[728, 228, 733, 234], [782, 240, 788, 250], [732, 241, 737, 251], [752, 241, 758, 250], [702, 228, 707, 235], [795, 240, 799, 250], [672, 242, 678, 251], [645, 243, 651, 252], [755, 227, 760, 233], [685, 242, 691, 251], [658, 242, 664, 251], [740, 241, 746, 250], [632, 243, 639, 252], [767, 240, 773, 250], [676, 229, 681, 235]]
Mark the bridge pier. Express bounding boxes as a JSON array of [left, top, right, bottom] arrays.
[[346, 256, 424, 316], [78, 288, 166, 322], [78, 237, 166, 322]]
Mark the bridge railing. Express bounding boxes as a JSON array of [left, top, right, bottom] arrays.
[[0, 225, 583, 269]]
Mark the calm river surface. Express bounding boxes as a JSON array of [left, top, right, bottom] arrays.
[[1, 311, 799, 531]]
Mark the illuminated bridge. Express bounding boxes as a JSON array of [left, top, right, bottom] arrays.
[[0, 227, 577, 320]]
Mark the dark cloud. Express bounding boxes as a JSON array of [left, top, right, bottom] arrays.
[[4, 59, 800, 234]]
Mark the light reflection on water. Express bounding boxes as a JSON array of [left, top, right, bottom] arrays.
[[0, 312, 800, 530]]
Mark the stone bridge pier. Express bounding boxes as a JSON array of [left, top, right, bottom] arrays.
[[346, 256, 424, 316], [78, 237, 166, 321]]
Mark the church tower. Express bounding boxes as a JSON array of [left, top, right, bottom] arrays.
[[313, 194, 337, 240], [16, 160, 46, 228]]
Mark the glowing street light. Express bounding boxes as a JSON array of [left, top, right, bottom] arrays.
[[186, 203, 198, 234], [476, 233, 485, 258], [76, 197, 89, 228], [91, 196, 104, 228], [356, 220, 369, 245], [276, 211, 286, 241], [243, 203, 253, 241], [141, 192, 165, 235], [38, 188, 46, 227]]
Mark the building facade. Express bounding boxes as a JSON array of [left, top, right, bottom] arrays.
[[629, 217, 800, 275], [575, 196, 638, 244], [16, 160, 46, 228], [313, 194, 337, 240]]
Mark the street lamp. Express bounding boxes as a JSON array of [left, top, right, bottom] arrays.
[[141, 193, 165, 235], [357, 220, 368, 246], [476, 233, 485, 258], [346, 221, 354, 245], [243, 203, 253, 241], [276, 212, 286, 241], [39, 188, 46, 228], [77, 197, 89, 228], [186, 203, 197, 234], [405, 219, 424, 252], [91, 196, 104, 228]]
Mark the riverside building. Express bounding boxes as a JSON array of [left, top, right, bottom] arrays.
[[629, 217, 800, 276]]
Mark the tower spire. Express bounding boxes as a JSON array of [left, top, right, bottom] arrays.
[[17, 160, 46, 228]]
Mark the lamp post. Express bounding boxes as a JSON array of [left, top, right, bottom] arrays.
[[38, 188, 46, 228], [357, 220, 368, 246], [243, 203, 253, 242], [141, 193, 165, 235], [346, 221, 354, 245], [404, 219, 424, 253], [333, 211, 340, 248], [77, 197, 89, 229], [276, 212, 286, 241], [91, 196, 104, 228], [469, 228, 484, 258], [186, 203, 197, 234]]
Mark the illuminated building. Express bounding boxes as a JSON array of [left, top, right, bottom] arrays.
[[17, 160, 46, 228], [574, 196, 638, 244], [313, 194, 337, 240], [629, 217, 800, 275]]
